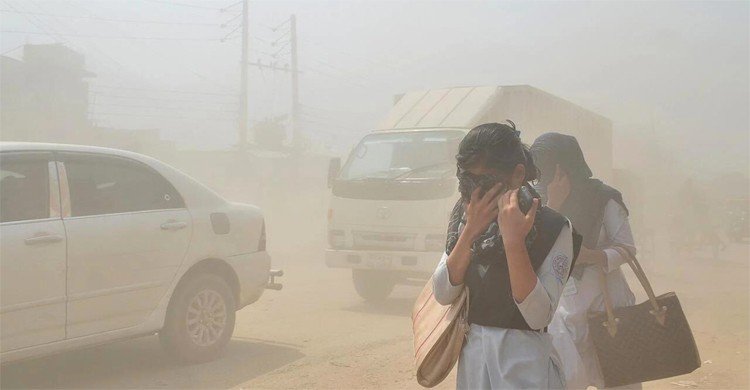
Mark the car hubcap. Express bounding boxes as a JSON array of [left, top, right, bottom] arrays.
[[186, 289, 227, 347]]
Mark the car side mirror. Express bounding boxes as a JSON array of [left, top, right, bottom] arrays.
[[327, 157, 341, 188]]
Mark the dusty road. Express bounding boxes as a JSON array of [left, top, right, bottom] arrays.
[[2, 183, 748, 389], [2, 242, 747, 389]]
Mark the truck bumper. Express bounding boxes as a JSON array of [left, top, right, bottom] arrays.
[[325, 249, 441, 275], [226, 251, 272, 309]]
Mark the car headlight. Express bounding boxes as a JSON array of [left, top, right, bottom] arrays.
[[328, 230, 346, 249], [425, 234, 446, 252]]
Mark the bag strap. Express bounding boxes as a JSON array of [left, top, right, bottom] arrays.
[[598, 245, 667, 337], [597, 266, 619, 337], [611, 245, 667, 326]]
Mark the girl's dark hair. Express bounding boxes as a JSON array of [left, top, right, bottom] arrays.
[[456, 122, 538, 182]]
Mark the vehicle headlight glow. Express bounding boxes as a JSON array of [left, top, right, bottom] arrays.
[[329, 230, 346, 249]]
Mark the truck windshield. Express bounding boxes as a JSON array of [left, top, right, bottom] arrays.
[[339, 130, 464, 180]]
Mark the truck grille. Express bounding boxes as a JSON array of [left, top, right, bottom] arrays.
[[352, 231, 417, 251]]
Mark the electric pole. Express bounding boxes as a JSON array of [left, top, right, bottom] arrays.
[[238, 0, 249, 149], [290, 14, 300, 149]]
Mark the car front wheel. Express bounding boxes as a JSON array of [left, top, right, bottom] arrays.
[[160, 274, 236, 363]]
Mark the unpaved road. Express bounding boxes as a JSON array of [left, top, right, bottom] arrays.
[[2, 181, 748, 389], [2, 240, 747, 389]]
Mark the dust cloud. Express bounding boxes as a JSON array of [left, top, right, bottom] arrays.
[[0, 1, 748, 389]]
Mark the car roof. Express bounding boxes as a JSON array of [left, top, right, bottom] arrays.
[[0, 142, 148, 161], [1, 142, 228, 207]]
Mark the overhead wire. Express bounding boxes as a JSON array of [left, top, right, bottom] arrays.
[[142, 0, 227, 11], [1, 30, 229, 41], [60, 0, 240, 95], [219, 0, 242, 12], [92, 101, 238, 113], [91, 92, 237, 104], [305, 38, 402, 72], [93, 85, 238, 97], [221, 23, 242, 42], [220, 12, 241, 28], [1, 43, 25, 55], [0, 9, 218, 26], [93, 111, 237, 120]]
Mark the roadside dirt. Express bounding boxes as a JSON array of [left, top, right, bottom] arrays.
[[1, 184, 747, 389]]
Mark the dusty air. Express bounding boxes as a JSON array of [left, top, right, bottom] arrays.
[[0, 1, 747, 389]]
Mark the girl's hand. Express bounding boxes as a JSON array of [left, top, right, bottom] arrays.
[[463, 183, 503, 241], [546, 164, 570, 211], [498, 188, 540, 245]]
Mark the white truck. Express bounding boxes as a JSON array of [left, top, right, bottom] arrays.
[[326, 85, 612, 301]]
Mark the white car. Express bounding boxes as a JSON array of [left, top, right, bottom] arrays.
[[0, 143, 282, 364]]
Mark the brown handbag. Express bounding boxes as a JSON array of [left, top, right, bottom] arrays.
[[411, 277, 469, 388], [588, 246, 701, 388]]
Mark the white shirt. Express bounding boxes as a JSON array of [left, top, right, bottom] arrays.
[[599, 199, 637, 273], [550, 199, 638, 389], [432, 222, 574, 389]]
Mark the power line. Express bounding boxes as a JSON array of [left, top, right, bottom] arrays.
[[56, 0, 237, 93], [0, 9, 219, 26], [93, 111, 237, 120], [92, 92, 237, 104], [219, 1, 242, 12], [247, 61, 297, 73], [1, 1, 72, 46], [93, 85, 238, 96], [142, 0, 226, 11], [301, 66, 369, 89], [2, 0, 132, 75], [1, 29, 226, 41], [11, 0, 132, 73], [220, 12, 241, 27], [264, 18, 290, 32], [306, 39, 402, 72], [1, 43, 24, 55], [92, 101, 238, 113], [221, 23, 241, 41], [92, 102, 237, 113], [311, 58, 378, 85]]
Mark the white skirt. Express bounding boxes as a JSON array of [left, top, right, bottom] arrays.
[[456, 324, 565, 390]]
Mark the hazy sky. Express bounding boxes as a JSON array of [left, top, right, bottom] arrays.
[[1, 0, 748, 173]]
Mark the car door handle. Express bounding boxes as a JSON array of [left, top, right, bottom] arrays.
[[161, 221, 188, 231], [24, 234, 64, 245]]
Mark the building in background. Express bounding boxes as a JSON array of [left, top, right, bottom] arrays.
[[1, 43, 94, 143], [1, 43, 171, 155]]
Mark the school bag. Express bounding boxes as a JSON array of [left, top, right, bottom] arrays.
[[588, 245, 701, 387]]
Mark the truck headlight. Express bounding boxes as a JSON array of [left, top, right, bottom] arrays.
[[425, 234, 446, 252], [328, 230, 346, 249]]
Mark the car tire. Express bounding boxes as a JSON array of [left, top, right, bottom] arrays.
[[160, 274, 236, 363], [352, 269, 396, 302]]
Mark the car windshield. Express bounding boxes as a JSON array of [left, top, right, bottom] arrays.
[[339, 130, 463, 180]]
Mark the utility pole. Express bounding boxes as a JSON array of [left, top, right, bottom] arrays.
[[238, 0, 249, 149], [290, 14, 300, 150]]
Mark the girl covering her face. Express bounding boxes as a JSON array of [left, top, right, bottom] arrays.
[[432, 123, 579, 389]]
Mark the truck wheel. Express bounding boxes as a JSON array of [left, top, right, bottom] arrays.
[[160, 274, 236, 363], [352, 269, 396, 301]]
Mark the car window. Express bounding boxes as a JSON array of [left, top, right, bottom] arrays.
[[65, 154, 185, 217], [0, 154, 50, 223]]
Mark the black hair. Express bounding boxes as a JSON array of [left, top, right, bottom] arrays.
[[456, 122, 539, 182]]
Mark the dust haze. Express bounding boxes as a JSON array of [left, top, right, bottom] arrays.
[[0, 1, 748, 389]]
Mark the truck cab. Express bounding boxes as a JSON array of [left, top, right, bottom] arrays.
[[326, 129, 465, 300]]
